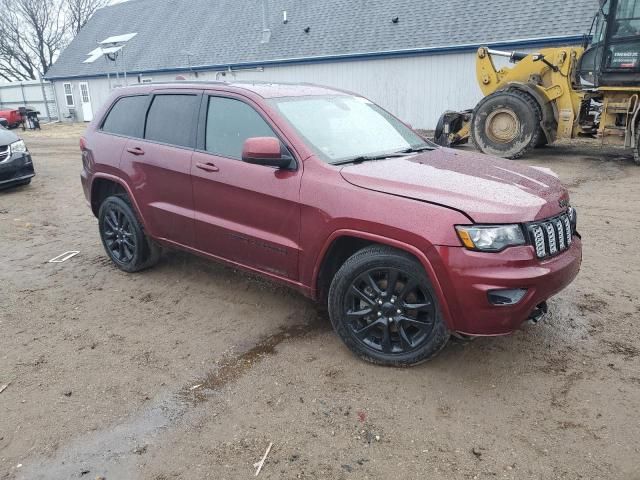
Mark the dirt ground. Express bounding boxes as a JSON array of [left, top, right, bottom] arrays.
[[1, 123, 639, 480]]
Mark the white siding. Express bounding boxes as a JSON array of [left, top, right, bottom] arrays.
[[0, 80, 58, 120], [52, 51, 524, 128]]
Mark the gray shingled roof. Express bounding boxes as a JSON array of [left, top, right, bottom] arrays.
[[46, 0, 599, 80]]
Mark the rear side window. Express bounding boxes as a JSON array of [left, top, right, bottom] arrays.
[[101, 95, 148, 138], [206, 97, 277, 159], [145, 94, 199, 148]]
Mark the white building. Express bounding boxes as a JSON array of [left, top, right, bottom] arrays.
[[46, 0, 598, 128]]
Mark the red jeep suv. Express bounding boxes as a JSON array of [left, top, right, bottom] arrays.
[[80, 82, 581, 366]]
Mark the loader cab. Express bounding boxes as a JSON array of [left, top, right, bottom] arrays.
[[579, 0, 640, 86]]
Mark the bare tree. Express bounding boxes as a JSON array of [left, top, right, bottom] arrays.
[[0, 0, 108, 81], [0, 2, 40, 81], [66, 0, 109, 35]]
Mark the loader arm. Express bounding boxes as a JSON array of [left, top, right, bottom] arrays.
[[435, 46, 586, 150], [476, 46, 586, 139]]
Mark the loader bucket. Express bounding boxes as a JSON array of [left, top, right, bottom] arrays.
[[434, 110, 472, 147]]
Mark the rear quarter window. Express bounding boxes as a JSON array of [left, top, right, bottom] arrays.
[[101, 95, 149, 138], [144, 94, 199, 148]]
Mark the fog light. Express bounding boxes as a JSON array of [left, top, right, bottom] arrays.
[[488, 289, 527, 306]]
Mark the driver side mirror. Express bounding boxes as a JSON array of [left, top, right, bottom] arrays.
[[242, 137, 292, 169]]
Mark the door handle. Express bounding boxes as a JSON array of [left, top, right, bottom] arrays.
[[126, 147, 145, 156], [196, 162, 220, 173]]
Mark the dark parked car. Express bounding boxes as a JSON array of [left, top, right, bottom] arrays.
[[0, 125, 34, 189], [80, 82, 582, 366]]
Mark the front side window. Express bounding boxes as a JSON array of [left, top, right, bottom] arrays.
[[101, 95, 148, 138], [145, 94, 199, 148], [270, 95, 428, 164], [613, 0, 640, 38], [205, 97, 278, 159], [63, 83, 74, 107]]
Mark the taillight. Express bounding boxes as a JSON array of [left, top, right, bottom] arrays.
[[80, 136, 93, 169]]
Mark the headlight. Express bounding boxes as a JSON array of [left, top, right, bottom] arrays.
[[568, 206, 577, 232], [455, 224, 525, 252], [9, 139, 27, 155]]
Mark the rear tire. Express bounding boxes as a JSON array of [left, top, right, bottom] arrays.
[[471, 90, 541, 159], [98, 195, 160, 273], [328, 245, 449, 366]]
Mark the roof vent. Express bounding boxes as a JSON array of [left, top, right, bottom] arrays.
[[392, 16, 399, 24], [283, 10, 288, 24], [304, 26, 310, 33], [261, 0, 271, 43]]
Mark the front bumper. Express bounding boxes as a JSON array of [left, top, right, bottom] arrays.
[[0, 152, 35, 187], [428, 238, 582, 335]]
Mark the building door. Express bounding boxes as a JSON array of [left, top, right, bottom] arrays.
[[79, 82, 93, 121]]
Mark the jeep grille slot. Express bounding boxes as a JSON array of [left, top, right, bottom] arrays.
[[527, 211, 574, 259]]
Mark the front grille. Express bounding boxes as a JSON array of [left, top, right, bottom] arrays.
[[0, 145, 8, 162], [527, 209, 576, 259]]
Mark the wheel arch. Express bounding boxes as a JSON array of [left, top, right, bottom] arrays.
[[90, 174, 144, 223], [312, 230, 454, 329]]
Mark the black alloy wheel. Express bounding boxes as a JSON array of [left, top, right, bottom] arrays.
[[328, 245, 449, 366], [345, 267, 435, 355], [103, 203, 137, 264], [98, 195, 161, 272]]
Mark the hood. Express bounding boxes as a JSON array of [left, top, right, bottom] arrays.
[[0, 127, 19, 146], [340, 147, 569, 223]]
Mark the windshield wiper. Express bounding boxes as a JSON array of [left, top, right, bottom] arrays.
[[331, 152, 410, 166], [398, 145, 436, 154]]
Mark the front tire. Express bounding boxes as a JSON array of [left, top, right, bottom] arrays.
[[328, 246, 449, 366], [471, 90, 541, 159], [98, 195, 160, 272]]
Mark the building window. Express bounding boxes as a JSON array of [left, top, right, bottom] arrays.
[[63, 83, 74, 107]]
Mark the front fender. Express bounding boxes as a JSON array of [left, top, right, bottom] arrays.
[[311, 229, 455, 331]]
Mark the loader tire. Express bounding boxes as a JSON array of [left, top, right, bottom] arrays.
[[471, 90, 542, 159]]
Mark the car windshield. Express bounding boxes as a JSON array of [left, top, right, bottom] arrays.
[[269, 95, 433, 164]]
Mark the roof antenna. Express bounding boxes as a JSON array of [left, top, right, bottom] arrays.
[[261, 0, 271, 43]]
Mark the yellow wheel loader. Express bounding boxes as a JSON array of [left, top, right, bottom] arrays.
[[434, 0, 640, 163]]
